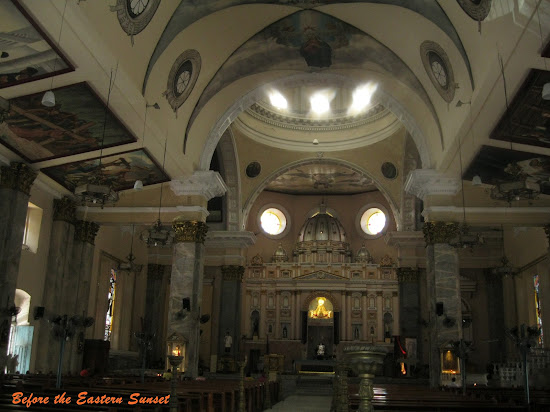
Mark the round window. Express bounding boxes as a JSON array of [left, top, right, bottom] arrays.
[[358, 206, 389, 238], [260, 208, 287, 236]]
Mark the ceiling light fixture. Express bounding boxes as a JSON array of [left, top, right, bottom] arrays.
[[75, 65, 119, 208], [349, 82, 378, 114], [310, 92, 330, 115], [42, 0, 68, 107], [268, 90, 288, 110], [140, 136, 174, 248], [118, 224, 142, 273]]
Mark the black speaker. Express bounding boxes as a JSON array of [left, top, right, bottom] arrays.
[[334, 312, 340, 344], [182, 298, 190, 311], [436, 302, 444, 316], [301, 311, 307, 344], [33, 306, 45, 320]]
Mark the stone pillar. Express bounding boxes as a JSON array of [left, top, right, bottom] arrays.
[[376, 292, 383, 341], [423, 222, 463, 388], [260, 291, 267, 338], [397, 268, 420, 339], [145, 264, 168, 366], [35, 196, 75, 374], [0, 163, 36, 367], [218, 265, 244, 357], [168, 220, 208, 378], [341, 291, 346, 341], [361, 294, 368, 341], [64, 220, 99, 373]]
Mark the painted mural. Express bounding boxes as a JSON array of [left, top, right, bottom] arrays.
[[41, 149, 169, 192], [143, 0, 472, 93], [0, 83, 136, 162], [463, 145, 550, 195], [184, 9, 439, 151], [0, 0, 73, 89], [265, 163, 375, 194], [490, 69, 550, 149]]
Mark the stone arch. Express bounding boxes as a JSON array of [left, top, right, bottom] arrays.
[[302, 291, 341, 312], [199, 72, 431, 172], [242, 157, 402, 232]]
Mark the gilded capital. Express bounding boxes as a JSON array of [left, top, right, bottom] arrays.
[[221, 265, 245, 281], [396, 267, 419, 283], [0, 162, 37, 196], [423, 221, 460, 245], [74, 221, 100, 244], [53, 197, 76, 223], [172, 220, 208, 243]]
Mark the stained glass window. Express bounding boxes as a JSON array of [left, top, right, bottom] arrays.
[[534, 274, 543, 346], [105, 269, 117, 341]]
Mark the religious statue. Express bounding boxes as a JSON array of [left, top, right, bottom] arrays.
[[316, 342, 325, 360], [310, 297, 332, 318], [224, 331, 233, 353]]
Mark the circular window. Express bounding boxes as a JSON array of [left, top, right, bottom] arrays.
[[356, 204, 390, 239], [112, 0, 160, 38], [257, 205, 290, 239], [164, 50, 201, 114], [420, 41, 455, 103]]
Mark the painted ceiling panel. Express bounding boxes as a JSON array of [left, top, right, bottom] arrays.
[[142, 0, 472, 93]]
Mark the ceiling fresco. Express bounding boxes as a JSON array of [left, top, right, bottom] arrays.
[[184, 9, 440, 151], [41, 148, 169, 192], [265, 162, 376, 195], [463, 145, 550, 195], [0, 0, 73, 89], [490, 69, 550, 149], [142, 0, 472, 93], [0, 82, 136, 162]]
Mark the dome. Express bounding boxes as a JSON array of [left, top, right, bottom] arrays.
[[297, 212, 347, 243], [355, 243, 373, 263]]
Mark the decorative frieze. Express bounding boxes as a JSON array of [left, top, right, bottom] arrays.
[[172, 220, 208, 243], [53, 197, 76, 223], [0, 162, 37, 196], [396, 267, 419, 283], [222, 265, 245, 281], [423, 221, 460, 245], [74, 221, 100, 244]]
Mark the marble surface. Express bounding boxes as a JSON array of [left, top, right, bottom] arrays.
[[168, 242, 205, 377]]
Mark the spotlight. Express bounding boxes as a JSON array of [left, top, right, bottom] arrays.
[[41, 90, 55, 107], [349, 83, 377, 114], [310, 93, 330, 114], [268, 90, 287, 110], [312, 139, 319, 145]]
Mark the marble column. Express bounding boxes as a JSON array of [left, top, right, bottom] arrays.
[[397, 268, 420, 339], [423, 222, 463, 388], [0, 163, 36, 368], [340, 291, 346, 341], [376, 292, 383, 341], [218, 265, 244, 357], [260, 291, 267, 338], [35, 196, 75, 374], [361, 294, 368, 341], [66, 220, 99, 373], [168, 220, 208, 378], [485, 269, 505, 362]]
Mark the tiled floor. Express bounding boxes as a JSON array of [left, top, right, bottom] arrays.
[[266, 394, 333, 412]]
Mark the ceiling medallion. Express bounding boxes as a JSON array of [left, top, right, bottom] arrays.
[[456, 0, 492, 22], [381, 162, 398, 180], [420, 41, 456, 103], [110, 0, 161, 45], [246, 162, 261, 178], [163, 50, 201, 115]]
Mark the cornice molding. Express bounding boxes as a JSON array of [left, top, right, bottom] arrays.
[[404, 169, 460, 200], [170, 171, 227, 200], [205, 231, 256, 249]]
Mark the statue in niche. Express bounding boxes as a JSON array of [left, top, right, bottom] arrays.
[[309, 297, 332, 319], [283, 325, 288, 338]]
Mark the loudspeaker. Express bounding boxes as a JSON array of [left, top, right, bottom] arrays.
[[33, 306, 45, 320], [182, 298, 190, 311], [436, 302, 444, 316]]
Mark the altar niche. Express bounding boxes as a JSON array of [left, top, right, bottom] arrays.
[[307, 297, 335, 359]]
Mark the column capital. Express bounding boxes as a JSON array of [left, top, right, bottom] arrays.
[[221, 265, 245, 281], [404, 169, 460, 201], [396, 267, 419, 283], [423, 221, 460, 245], [170, 171, 227, 200], [74, 221, 100, 244], [0, 162, 37, 196], [53, 197, 76, 223], [172, 220, 208, 243]]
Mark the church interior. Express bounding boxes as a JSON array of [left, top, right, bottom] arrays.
[[1, 0, 550, 410]]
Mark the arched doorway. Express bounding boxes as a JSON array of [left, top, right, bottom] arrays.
[[307, 296, 335, 360]]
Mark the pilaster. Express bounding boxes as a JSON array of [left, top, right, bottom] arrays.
[[219, 265, 244, 357]]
